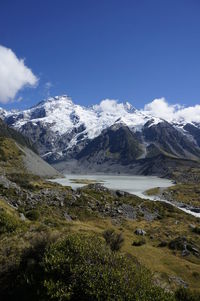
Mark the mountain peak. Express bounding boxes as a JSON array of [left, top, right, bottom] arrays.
[[35, 95, 73, 108], [124, 101, 136, 113]]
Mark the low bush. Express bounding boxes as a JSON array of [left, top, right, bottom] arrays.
[[0, 231, 58, 301], [26, 209, 40, 221], [175, 287, 200, 301], [158, 241, 168, 248], [132, 238, 146, 246], [0, 208, 19, 235], [7, 173, 37, 190], [169, 237, 187, 251], [103, 229, 124, 251], [192, 227, 200, 235], [0, 233, 175, 301], [43, 233, 174, 301]]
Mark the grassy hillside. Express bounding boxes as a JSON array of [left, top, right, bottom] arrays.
[[0, 173, 200, 300], [146, 167, 200, 210], [0, 119, 60, 177], [0, 137, 25, 173]]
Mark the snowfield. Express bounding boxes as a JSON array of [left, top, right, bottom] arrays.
[[0, 95, 164, 146]]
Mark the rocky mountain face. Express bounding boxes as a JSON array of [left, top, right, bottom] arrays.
[[77, 124, 143, 165], [1, 95, 200, 176]]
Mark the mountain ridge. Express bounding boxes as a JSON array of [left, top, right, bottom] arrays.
[[1, 95, 200, 176]]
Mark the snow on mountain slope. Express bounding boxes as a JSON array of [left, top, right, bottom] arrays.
[[0, 107, 8, 119], [3, 95, 163, 146], [2, 95, 200, 164]]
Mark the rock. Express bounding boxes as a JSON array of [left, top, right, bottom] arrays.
[[64, 212, 72, 221], [169, 236, 187, 251], [120, 204, 136, 220], [86, 183, 109, 193], [182, 249, 190, 256], [19, 213, 26, 221], [135, 228, 146, 236], [115, 190, 128, 197], [190, 247, 199, 256], [116, 190, 124, 197], [169, 276, 188, 288], [143, 211, 157, 221], [0, 175, 19, 190], [169, 236, 199, 257], [137, 205, 158, 221], [191, 208, 200, 213]]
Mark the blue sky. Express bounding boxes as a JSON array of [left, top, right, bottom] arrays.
[[0, 0, 200, 110]]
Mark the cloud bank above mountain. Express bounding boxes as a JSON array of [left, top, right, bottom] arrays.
[[143, 98, 200, 123], [92, 97, 200, 124], [93, 99, 128, 114], [0, 45, 38, 104]]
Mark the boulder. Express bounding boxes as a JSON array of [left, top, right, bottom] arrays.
[[135, 228, 146, 236], [19, 212, 26, 221]]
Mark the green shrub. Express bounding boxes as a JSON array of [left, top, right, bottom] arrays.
[[192, 271, 200, 279], [26, 209, 40, 221], [192, 227, 200, 235], [132, 238, 146, 246], [169, 237, 186, 251], [158, 241, 168, 247], [0, 209, 19, 234], [0, 231, 58, 301], [103, 229, 124, 251], [175, 287, 200, 301], [43, 233, 174, 301], [7, 173, 37, 190], [0, 233, 175, 301]]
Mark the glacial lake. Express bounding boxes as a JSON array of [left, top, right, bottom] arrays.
[[50, 174, 173, 199], [50, 174, 200, 218]]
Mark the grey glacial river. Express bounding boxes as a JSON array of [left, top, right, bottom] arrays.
[[50, 174, 200, 218]]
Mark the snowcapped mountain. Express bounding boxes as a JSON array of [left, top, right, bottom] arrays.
[[4, 95, 161, 137], [1, 95, 200, 175], [2, 95, 163, 161]]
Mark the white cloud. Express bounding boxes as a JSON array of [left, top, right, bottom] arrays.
[[93, 97, 200, 125], [143, 97, 200, 123], [0, 45, 38, 104], [143, 98, 181, 122], [93, 99, 126, 114], [175, 105, 200, 123], [44, 81, 53, 97], [45, 81, 53, 90]]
